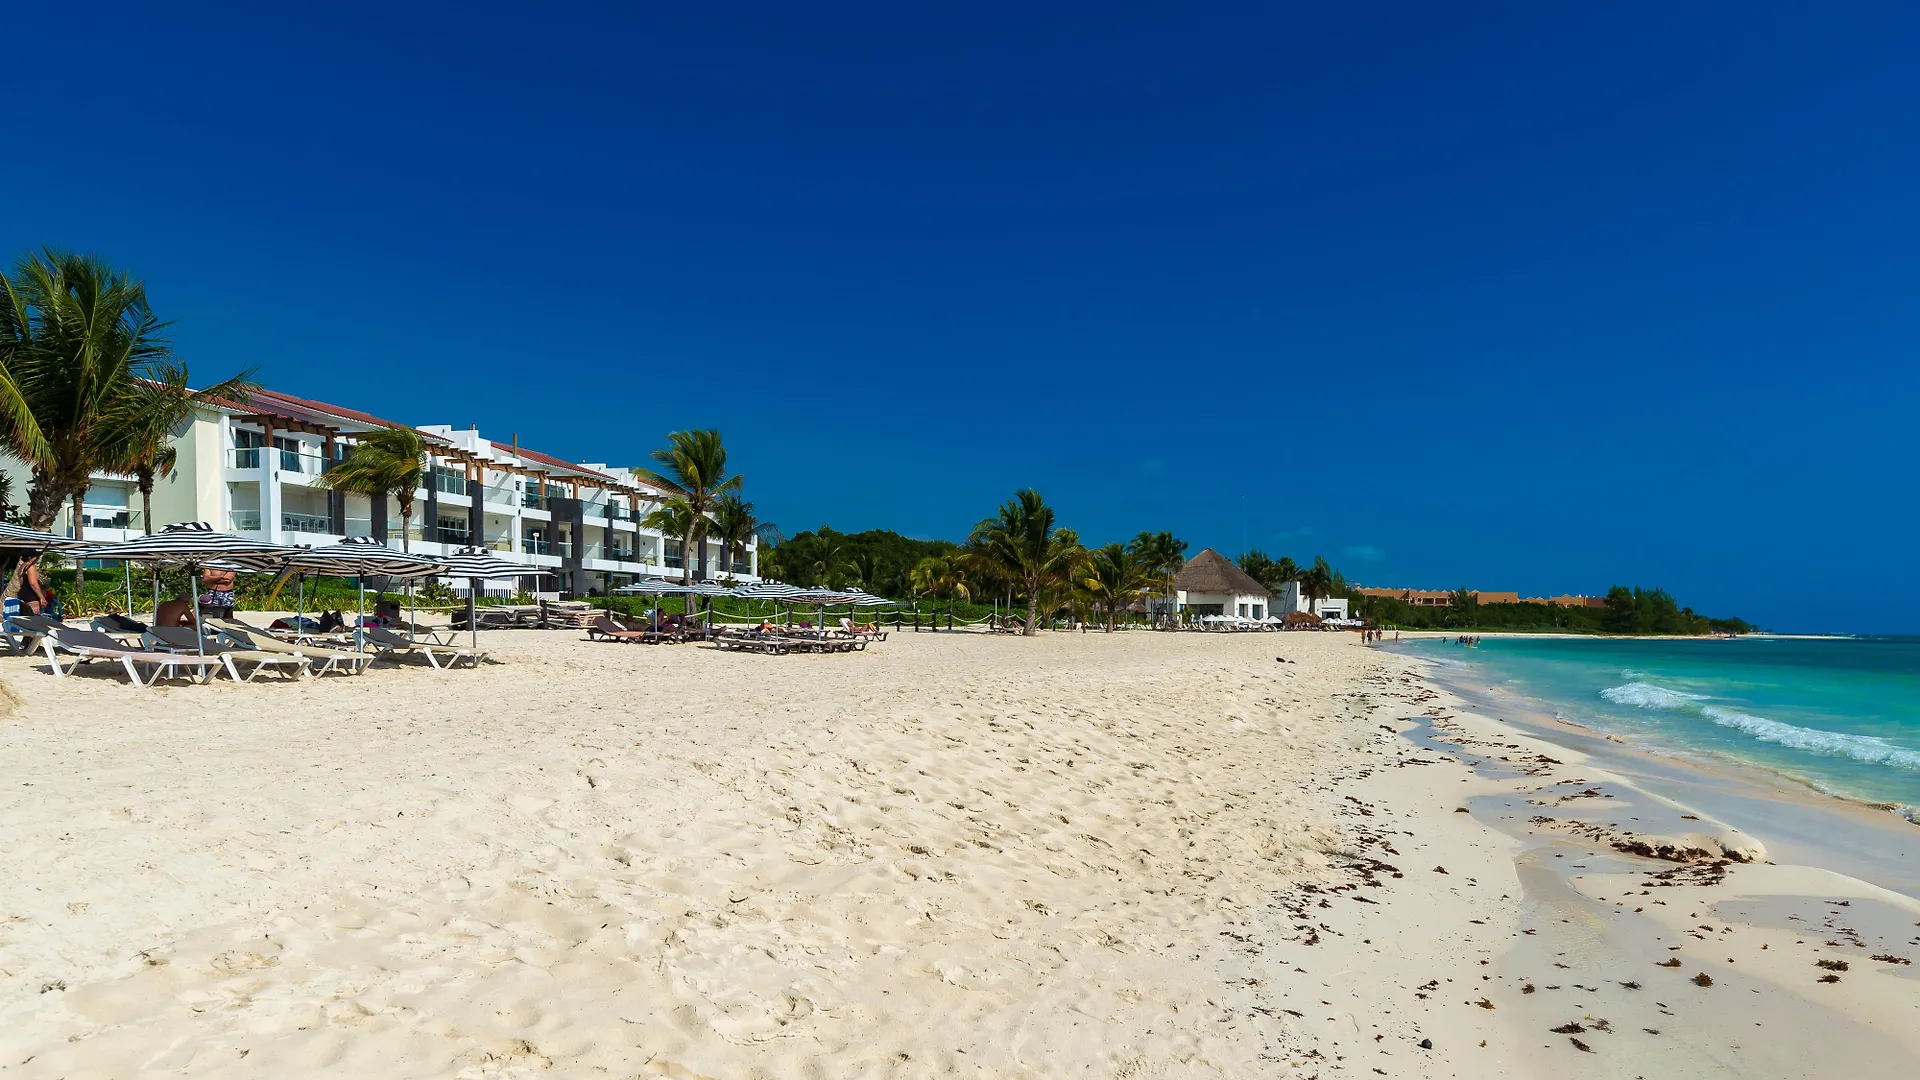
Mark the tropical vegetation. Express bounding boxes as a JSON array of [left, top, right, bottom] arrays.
[[314, 424, 428, 550], [636, 429, 742, 585], [0, 249, 255, 593]]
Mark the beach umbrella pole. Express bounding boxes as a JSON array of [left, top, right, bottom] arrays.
[[467, 576, 478, 652], [188, 565, 205, 662], [123, 562, 132, 618]]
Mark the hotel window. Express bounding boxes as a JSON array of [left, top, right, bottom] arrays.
[[1237, 603, 1248, 618], [231, 429, 264, 469]]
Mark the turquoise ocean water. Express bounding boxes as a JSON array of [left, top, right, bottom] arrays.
[[1399, 636, 1920, 813]]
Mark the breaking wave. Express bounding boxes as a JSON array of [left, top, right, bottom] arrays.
[[1600, 681, 1709, 710], [1699, 706, 1920, 771], [1601, 682, 1920, 771]]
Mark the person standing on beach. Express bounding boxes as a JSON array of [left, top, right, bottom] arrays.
[[200, 565, 236, 620]]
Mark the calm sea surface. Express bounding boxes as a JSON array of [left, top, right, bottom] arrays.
[[1398, 636, 1920, 812]]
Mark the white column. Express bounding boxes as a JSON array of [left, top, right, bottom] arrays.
[[259, 435, 281, 540]]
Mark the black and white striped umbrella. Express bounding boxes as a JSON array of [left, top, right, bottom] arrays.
[[843, 588, 900, 608], [614, 577, 704, 595], [85, 522, 298, 570], [279, 538, 449, 649], [0, 521, 94, 553], [438, 546, 555, 583], [84, 523, 301, 659], [285, 536, 449, 578], [731, 579, 805, 600], [437, 547, 554, 651]]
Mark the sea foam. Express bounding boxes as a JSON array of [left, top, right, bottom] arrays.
[[1600, 681, 1708, 710], [1699, 706, 1920, 771]]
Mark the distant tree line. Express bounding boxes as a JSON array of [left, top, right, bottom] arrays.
[[762, 490, 1191, 634], [764, 497, 1752, 638], [1346, 583, 1751, 635]]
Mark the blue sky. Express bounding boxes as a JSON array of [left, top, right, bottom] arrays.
[[4, 2, 1916, 632]]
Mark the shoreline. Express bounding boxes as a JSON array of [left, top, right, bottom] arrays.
[[1399, 637, 1920, 834], [1376, 644, 1920, 1074]]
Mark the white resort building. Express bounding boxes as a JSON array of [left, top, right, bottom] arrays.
[[0, 385, 757, 597], [1171, 549, 1271, 621], [1279, 582, 1349, 621]]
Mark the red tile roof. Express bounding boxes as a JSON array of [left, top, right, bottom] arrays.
[[488, 441, 632, 485], [213, 387, 449, 443]]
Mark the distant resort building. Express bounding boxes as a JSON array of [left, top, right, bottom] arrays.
[[0, 384, 757, 598], [1279, 582, 1350, 622], [1172, 549, 1271, 620], [1352, 587, 1603, 609]]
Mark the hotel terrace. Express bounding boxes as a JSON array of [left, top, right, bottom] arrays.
[[0, 385, 757, 596]]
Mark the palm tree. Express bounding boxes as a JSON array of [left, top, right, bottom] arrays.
[[315, 425, 427, 551], [1082, 542, 1153, 631], [966, 489, 1083, 635], [118, 360, 255, 536], [1298, 555, 1336, 616], [636, 429, 741, 585], [909, 555, 970, 601], [1127, 530, 1187, 624], [130, 443, 175, 534], [0, 250, 251, 594], [642, 499, 699, 575], [710, 492, 757, 578]]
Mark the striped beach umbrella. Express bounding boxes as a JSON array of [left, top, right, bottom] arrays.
[[84, 521, 297, 570], [0, 521, 95, 553], [436, 546, 555, 651], [86, 523, 303, 658], [285, 537, 451, 648]]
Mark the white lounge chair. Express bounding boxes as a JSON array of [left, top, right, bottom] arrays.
[[41, 627, 230, 686], [362, 626, 481, 669], [209, 619, 374, 676], [143, 625, 310, 682]]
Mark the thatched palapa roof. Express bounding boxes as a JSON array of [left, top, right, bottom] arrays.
[[1172, 549, 1271, 598]]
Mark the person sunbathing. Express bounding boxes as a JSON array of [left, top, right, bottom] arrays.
[[154, 597, 196, 628]]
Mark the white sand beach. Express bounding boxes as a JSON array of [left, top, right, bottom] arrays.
[[2, 630, 1916, 1077]]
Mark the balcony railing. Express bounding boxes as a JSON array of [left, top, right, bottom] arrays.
[[433, 471, 467, 495], [230, 510, 263, 532], [278, 449, 329, 475], [522, 491, 547, 510], [663, 554, 684, 569], [282, 511, 333, 535], [228, 447, 262, 470], [435, 524, 472, 545], [344, 516, 373, 538], [77, 506, 142, 532], [387, 525, 425, 543], [522, 536, 553, 556]]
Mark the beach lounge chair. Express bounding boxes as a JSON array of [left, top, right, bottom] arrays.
[[839, 617, 887, 642], [362, 625, 480, 668], [587, 614, 652, 642], [142, 625, 310, 682], [712, 628, 791, 655], [4, 613, 68, 654], [209, 619, 374, 676], [40, 627, 231, 686]]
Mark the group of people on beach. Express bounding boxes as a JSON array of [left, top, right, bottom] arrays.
[[1360, 629, 1397, 644], [1454, 635, 1481, 646]]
